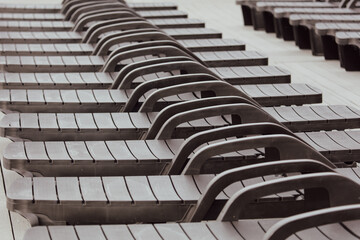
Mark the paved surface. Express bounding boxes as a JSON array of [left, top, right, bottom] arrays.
[[0, 0, 359, 239]]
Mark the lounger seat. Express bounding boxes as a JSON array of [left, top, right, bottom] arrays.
[[0, 2, 178, 13], [0, 51, 268, 72], [0, 83, 322, 113], [21, 215, 360, 240], [0, 65, 291, 89], [7, 165, 358, 225], [0, 39, 246, 56], [5, 102, 359, 142], [335, 31, 360, 71], [289, 14, 360, 52], [4, 125, 360, 177], [315, 23, 360, 60], [0, 28, 222, 44]]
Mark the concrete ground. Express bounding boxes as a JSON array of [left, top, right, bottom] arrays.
[[0, 0, 359, 239]]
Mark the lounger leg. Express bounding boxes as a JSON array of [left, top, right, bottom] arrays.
[[241, 5, 253, 26], [263, 11, 275, 33], [338, 44, 360, 71], [309, 29, 323, 56], [274, 18, 282, 38], [279, 18, 294, 41], [321, 35, 339, 60], [296, 26, 311, 49], [251, 8, 264, 30]]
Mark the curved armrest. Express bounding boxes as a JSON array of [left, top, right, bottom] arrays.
[[70, 3, 126, 22], [265, 204, 360, 240], [93, 29, 159, 55], [182, 134, 335, 174], [218, 172, 360, 221], [83, 18, 144, 43], [73, 11, 136, 32], [140, 81, 245, 112], [339, 0, 350, 8], [88, 21, 155, 45], [116, 60, 219, 89], [152, 103, 274, 140], [123, 73, 219, 112], [62, 0, 99, 15], [166, 122, 300, 175], [102, 46, 198, 72], [347, 0, 357, 8], [185, 160, 334, 222], [146, 98, 259, 139], [111, 57, 195, 88]]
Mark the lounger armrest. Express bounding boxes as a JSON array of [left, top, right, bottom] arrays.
[[73, 11, 136, 32], [148, 102, 269, 140], [62, 0, 99, 15], [93, 29, 159, 55], [186, 160, 334, 222], [182, 134, 335, 175], [218, 172, 360, 221], [88, 21, 155, 44], [103, 46, 199, 72], [167, 123, 299, 175], [70, 3, 127, 22], [339, 0, 351, 8], [124, 73, 219, 112], [140, 81, 245, 112], [347, 0, 358, 8], [265, 204, 360, 240], [116, 60, 218, 89]]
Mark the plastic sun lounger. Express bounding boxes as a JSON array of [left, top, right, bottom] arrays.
[[0, 2, 179, 21], [7, 159, 360, 225], [3, 120, 360, 177], [315, 23, 360, 60], [0, 9, 189, 32], [0, 90, 326, 141], [289, 14, 360, 54], [0, 1, 178, 13], [335, 31, 360, 71], [255, 1, 356, 34], [21, 204, 360, 240], [235, 0, 313, 27]]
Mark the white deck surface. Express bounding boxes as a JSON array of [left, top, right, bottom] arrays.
[[0, 0, 359, 239]]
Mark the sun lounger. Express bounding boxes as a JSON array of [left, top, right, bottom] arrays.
[[9, 158, 360, 226], [235, 0, 313, 28], [315, 22, 360, 59], [335, 31, 360, 71], [256, 1, 354, 34], [4, 119, 360, 177], [21, 204, 360, 240], [0, 2, 178, 13], [289, 14, 360, 53]]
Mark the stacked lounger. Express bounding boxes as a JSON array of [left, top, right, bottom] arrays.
[[1, 1, 360, 239], [237, 0, 360, 71]]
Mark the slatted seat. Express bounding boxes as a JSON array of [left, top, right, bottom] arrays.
[[0, 49, 268, 71], [0, 83, 322, 112], [0, 27, 223, 44], [9, 158, 356, 225], [0, 39, 246, 56], [0, 65, 291, 89], [0, 2, 178, 13], [8, 95, 360, 142], [4, 120, 360, 177], [335, 31, 360, 71], [315, 23, 360, 59], [289, 14, 360, 52], [21, 210, 360, 240]]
